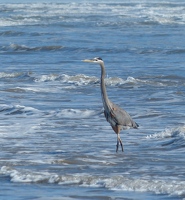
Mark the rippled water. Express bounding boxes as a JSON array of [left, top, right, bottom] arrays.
[[0, 1, 185, 199]]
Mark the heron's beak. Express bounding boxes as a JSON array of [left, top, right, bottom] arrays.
[[83, 59, 94, 63]]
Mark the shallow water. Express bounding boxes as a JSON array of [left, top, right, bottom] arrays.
[[0, 0, 185, 199]]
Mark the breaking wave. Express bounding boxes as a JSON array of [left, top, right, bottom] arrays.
[[1, 166, 185, 196], [35, 74, 185, 88], [146, 126, 185, 149], [1, 71, 184, 88], [56, 109, 99, 119], [147, 126, 185, 139], [0, 104, 39, 115]]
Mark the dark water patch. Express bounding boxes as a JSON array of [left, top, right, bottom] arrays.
[[166, 48, 185, 55], [0, 30, 25, 36]]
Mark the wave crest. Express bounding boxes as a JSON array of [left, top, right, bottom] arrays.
[[146, 126, 185, 149], [1, 166, 185, 196], [56, 109, 99, 119], [147, 126, 185, 139], [0, 104, 39, 115], [61, 74, 99, 86]]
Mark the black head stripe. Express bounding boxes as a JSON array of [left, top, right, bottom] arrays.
[[94, 57, 102, 61]]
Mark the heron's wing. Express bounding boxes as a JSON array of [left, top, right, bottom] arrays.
[[108, 102, 138, 129]]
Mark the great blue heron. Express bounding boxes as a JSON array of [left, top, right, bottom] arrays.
[[83, 57, 139, 152]]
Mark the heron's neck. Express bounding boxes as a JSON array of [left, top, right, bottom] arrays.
[[100, 62, 111, 110]]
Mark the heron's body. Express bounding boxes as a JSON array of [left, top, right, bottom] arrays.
[[83, 57, 138, 152]]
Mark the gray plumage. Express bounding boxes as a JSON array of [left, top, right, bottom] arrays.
[[83, 57, 138, 152]]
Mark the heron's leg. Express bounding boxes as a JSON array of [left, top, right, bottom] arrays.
[[113, 126, 123, 152], [116, 136, 119, 152], [118, 134, 124, 152], [116, 133, 124, 152]]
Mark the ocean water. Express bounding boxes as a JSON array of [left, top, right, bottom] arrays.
[[0, 0, 185, 199]]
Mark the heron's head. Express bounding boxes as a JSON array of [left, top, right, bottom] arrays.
[[83, 57, 103, 64]]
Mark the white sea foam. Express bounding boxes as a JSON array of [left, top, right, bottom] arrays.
[[0, 72, 22, 78], [0, 2, 184, 27], [2, 71, 173, 88], [61, 74, 99, 86], [0, 104, 39, 117], [63, 74, 132, 86], [34, 73, 148, 87], [57, 109, 98, 118], [146, 126, 185, 139], [1, 166, 185, 196], [34, 74, 60, 82]]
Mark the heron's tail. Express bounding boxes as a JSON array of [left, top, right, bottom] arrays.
[[133, 121, 139, 129]]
